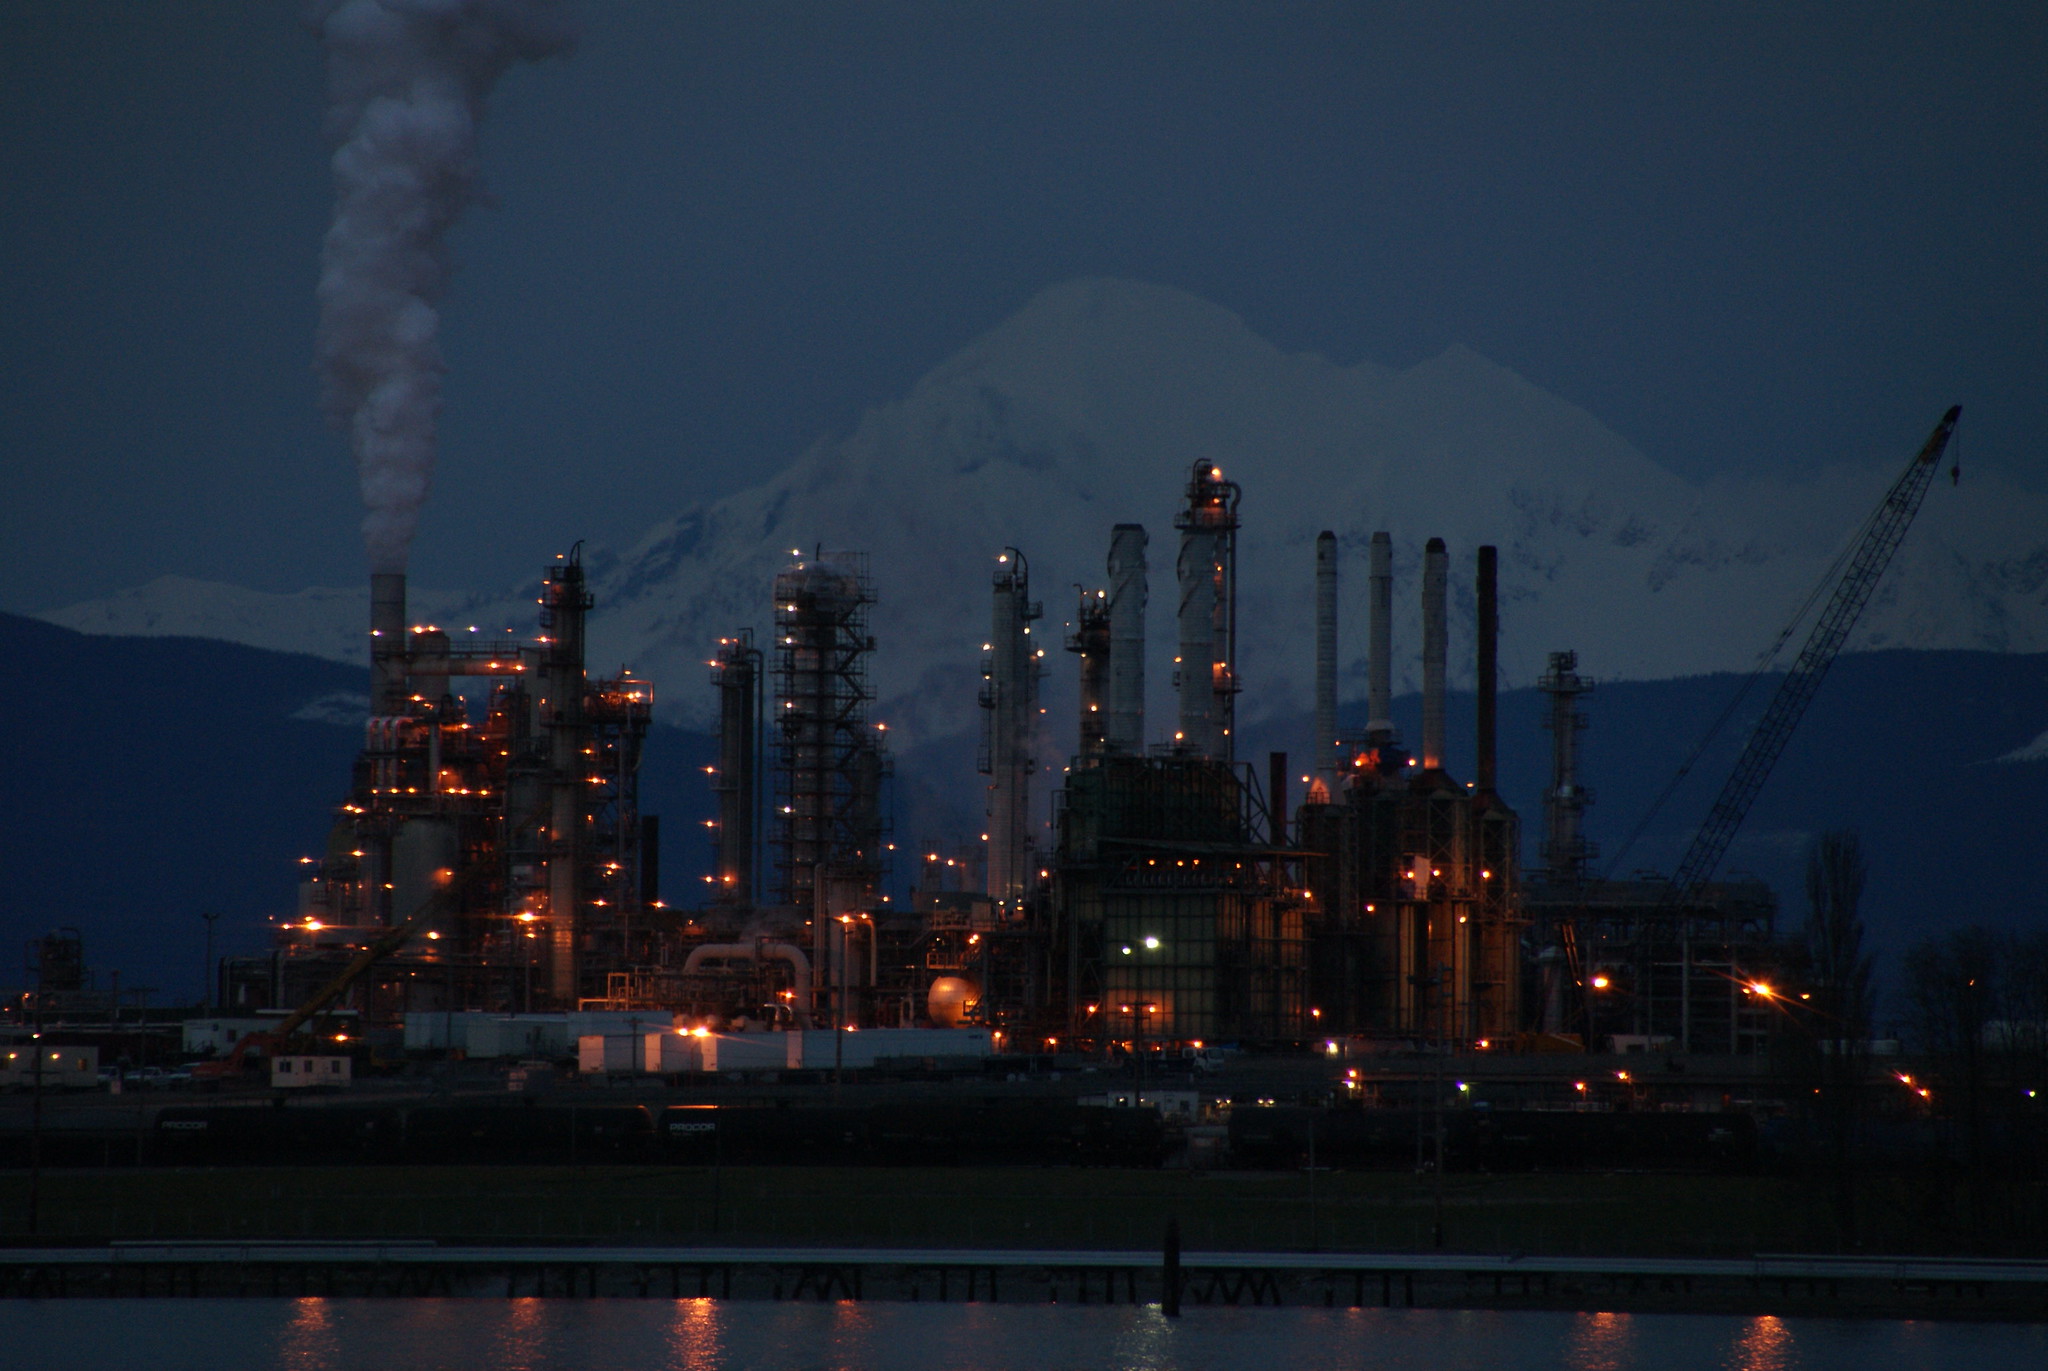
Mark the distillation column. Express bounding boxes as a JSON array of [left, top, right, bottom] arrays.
[[1314, 531, 1339, 779], [1174, 462, 1241, 759], [1476, 545, 1498, 793], [983, 549, 1042, 912], [1068, 588, 1111, 762], [1539, 651, 1596, 884], [1106, 524, 1148, 754], [542, 554, 592, 1002], [711, 633, 760, 905]]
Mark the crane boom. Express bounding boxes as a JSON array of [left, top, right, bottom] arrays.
[[193, 862, 490, 1080], [1667, 405, 1961, 900]]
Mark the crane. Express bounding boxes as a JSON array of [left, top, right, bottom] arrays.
[[1663, 404, 1961, 901], [192, 862, 490, 1083]]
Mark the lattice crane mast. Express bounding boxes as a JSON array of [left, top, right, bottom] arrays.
[[1666, 405, 1961, 901]]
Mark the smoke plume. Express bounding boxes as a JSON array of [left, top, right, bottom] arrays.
[[309, 0, 575, 572]]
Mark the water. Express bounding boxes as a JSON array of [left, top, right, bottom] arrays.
[[1, 1301, 2042, 1371]]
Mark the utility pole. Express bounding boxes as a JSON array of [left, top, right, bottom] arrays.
[[28, 990, 44, 1237], [201, 911, 220, 1011], [1410, 961, 1450, 1248], [1434, 978, 1448, 1251]]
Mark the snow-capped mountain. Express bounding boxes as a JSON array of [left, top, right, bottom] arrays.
[[44, 278, 2048, 746]]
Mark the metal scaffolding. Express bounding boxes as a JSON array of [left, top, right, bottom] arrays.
[[770, 552, 886, 919]]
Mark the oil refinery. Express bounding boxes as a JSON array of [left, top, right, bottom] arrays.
[[184, 405, 1961, 1066]]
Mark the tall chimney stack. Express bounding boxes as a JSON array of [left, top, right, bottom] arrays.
[[1476, 545, 1498, 792], [1367, 532, 1394, 740], [1422, 537, 1448, 771], [370, 571, 407, 711], [1314, 531, 1338, 778], [1106, 524, 1148, 752], [1269, 751, 1289, 846]]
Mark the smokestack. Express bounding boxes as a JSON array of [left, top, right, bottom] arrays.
[[1106, 524, 1148, 752], [1268, 751, 1289, 847], [1476, 545, 1498, 793], [1314, 531, 1337, 778], [311, 1, 576, 572], [640, 815, 661, 909], [1367, 532, 1394, 740], [370, 570, 407, 710], [1422, 537, 1447, 771]]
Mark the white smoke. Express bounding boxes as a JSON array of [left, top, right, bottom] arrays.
[[309, 0, 576, 572]]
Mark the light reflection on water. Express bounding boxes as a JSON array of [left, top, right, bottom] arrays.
[[1567, 1309, 1636, 1371], [1729, 1313, 1794, 1371], [2, 1300, 2045, 1371], [278, 1295, 338, 1371]]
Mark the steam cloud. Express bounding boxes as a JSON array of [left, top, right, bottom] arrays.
[[309, 0, 575, 572]]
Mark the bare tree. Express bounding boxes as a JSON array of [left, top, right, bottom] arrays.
[[1805, 831, 1872, 1043], [1804, 831, 1872, 1247], [1903, 926, 2001, 1248]]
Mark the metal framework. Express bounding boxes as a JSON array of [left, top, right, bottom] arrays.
[[770, 553, 886, 917]]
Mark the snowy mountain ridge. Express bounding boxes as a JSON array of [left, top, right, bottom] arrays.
[[44, 279, 2048, 745]]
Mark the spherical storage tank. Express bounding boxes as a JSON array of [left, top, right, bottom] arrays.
[[926, 977, 977, 1028]]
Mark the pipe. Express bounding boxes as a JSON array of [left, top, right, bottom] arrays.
[[1422, 537, 1447, 771], [1367, 532, 1394, 740], [1314, 531, 1338, 778], [682, 940, 815, 1024], [370, 571, 407, 711], [1106, 525, 1148, 753], [1476, 545, 1498, 793]]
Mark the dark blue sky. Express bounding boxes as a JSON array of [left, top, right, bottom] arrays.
[[3, 1, 2042, 613]]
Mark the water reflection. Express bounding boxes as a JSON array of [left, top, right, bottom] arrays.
[[1728, 1315, 1796, 1371], [1566, 1310, 1635, 1371], [488, 1296, 552, 1371], [277, 1297, 339, 1371], [664, 1298, 725, 1367], [7, 1297, 2042, 1371], [1107, 1305, 1180, 1371]]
